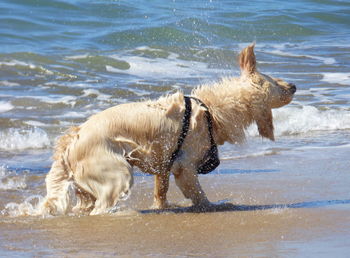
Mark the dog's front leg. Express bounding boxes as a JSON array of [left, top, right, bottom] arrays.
[[174, 167, 210, 208], [152, 173, 170, 209]]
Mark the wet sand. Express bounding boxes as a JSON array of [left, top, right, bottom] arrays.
[[1, 145, 350, 257], [1, 204, 349, 257]]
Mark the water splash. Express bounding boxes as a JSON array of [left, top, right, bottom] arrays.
[[0, 166, 27, 190], [1, 195, 44, 217], [0, 127, 51, 151]]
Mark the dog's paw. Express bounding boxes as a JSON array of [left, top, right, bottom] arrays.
[[150, 201, 170, 210]]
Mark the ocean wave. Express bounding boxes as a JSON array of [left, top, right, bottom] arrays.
[[66, 54, 130, 71], [0, 101, 14, 113], [0, 128, 51, 151], [109, 47, 228, 80], [256, 42, 342, 67], [0, 80, 20, 87], [321, 73, 350, 86], [24, 120, 48, 127], [0, 91, 77, 107], [0, 59, 55, 75], [265, 49, 336, 65], [248, 105, 350, 137], [82, 88, 112, 101]]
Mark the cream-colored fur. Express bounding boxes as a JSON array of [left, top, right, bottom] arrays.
[[41, 44, 296, 215]]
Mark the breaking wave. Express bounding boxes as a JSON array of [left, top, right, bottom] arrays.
[[248, 105, 350, 137], [0, 128, 51, 151]]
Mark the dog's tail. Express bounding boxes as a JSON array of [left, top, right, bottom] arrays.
[[40, 127, 79, 216]]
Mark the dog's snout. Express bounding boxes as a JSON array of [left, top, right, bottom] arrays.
[[289, 83, 296, 94]]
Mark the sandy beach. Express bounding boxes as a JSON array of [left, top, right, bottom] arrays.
[[1, 143, 349, 257]]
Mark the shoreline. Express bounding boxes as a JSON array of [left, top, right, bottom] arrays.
[[1, 137, 350, 257], [1, 174, 349, 257]]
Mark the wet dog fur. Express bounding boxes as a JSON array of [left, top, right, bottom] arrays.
[[41, 44, 296, 215]]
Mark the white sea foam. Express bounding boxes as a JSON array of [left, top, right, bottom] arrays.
[[274, 106, 350, 135], [0, 128, 51, 151], [0, 60, 36, 68], [0, 166, 27, 190], [24, 120, 48, 127], [0, 101, 14, 113], [109, 47, 228, 80], [267, 49, 336, 65], [36, 95, 77, 106], [65, 54, 89, 60], [0, 80, 20, 87], [0, 60, 54, 75], [17, 94, 77, 107], [256, 43, 336, 65], [248, 105, 350, 137], [57, 111, 87, 119], [44, 81, 91, 88], [0, 92, 77, 107], [321, 73, 350, 86], [82, 89, 112, 101]]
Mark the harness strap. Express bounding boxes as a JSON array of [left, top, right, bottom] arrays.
[[167, 96, 192, 171], [189, 97, 220, 174], [167, 96, 219, 174], [189, 97, 216, 146]]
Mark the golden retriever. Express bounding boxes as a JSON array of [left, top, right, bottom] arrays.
[[41, 43, 296, 215]]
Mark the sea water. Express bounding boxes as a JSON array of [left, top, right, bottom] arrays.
[[0, 0, 349, 214]]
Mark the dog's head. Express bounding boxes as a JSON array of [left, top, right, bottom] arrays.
[[239, 43, 296, 140], [239, 43, 296, 108]]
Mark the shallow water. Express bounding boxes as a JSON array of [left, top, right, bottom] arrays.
[[1, 150, 350, 256], [1, 0, 350, 256]]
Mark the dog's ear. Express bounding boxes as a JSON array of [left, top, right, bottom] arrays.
[[239, 43, 256, 75], [254, 108, 275, 141]]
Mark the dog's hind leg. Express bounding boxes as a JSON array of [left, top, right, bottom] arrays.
[[74, 152, 134, 215], [41, 160, 72, 215], [72, 186, 96, 215]]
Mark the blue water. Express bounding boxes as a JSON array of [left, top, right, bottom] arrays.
[[1, 0, 349, 53], [0, 0, 350, 204]]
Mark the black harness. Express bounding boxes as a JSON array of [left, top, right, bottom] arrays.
[[168, 96, 220, 174]]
